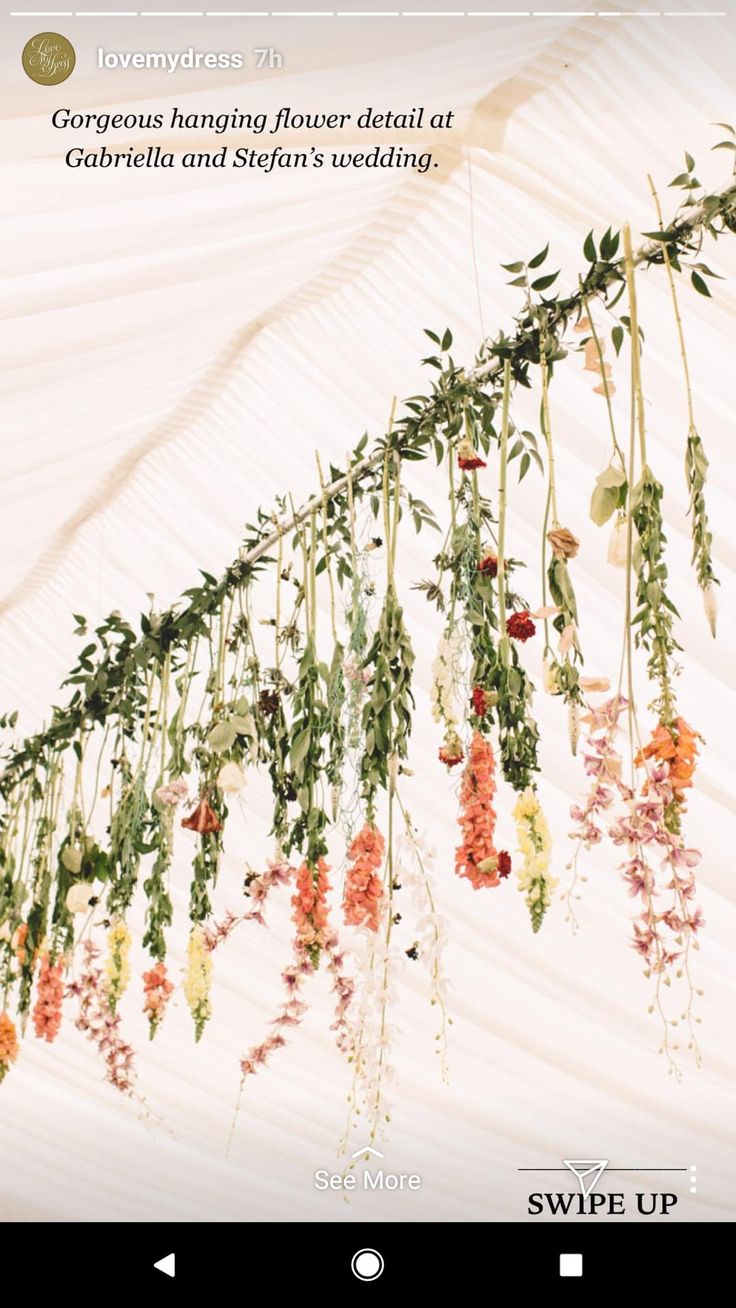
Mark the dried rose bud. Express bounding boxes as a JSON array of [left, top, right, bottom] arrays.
[[547, 526, 580, 560]]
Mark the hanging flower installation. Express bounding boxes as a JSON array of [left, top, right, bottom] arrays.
[[0, 142, 733, 1118]]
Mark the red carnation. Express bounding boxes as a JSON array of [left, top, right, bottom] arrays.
[[497, 850, 512, 879], [477, 552, 498, 578], [506, 610, 536, 643], [472, 687, 488, 717]]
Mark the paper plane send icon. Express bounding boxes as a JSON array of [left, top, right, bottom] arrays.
[[154, 1253, 175, 1278], [562, 1160, 609, 1199]]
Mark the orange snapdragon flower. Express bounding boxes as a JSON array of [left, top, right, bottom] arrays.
[[32, 952, 65, 1043], [343, 824, 385, 932], [292, 858, 331, 955], [455, 731, 511, 889], [636, 718, 700, 799], [0, 1012, 19, 1079]]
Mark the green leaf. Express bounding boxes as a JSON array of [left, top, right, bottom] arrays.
[[208, 720, 237, 753], [590, 483, 619, 527], [596, 464, 627, 490], [290, 727, 311, 770], [441, 328, 453, 352], [531, 271, 559, 292], [611, 325, 624, 357], [528, 243, 549, 269], [691, 270, 711, 297], [501, 260, 525, 273], [583, 230, 596, 263]]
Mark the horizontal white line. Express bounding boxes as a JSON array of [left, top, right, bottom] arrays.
[[8, 5, 726, 13]]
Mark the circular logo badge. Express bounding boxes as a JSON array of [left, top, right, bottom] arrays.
[[22, 32, 76, 86]]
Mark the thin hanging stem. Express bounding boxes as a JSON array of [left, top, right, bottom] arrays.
[[581, 288, 626, 473], [623, 223, 648, 469], [647, 175, 696, 432], [496, 359, 511, 641], [315, 451, 338, 643]]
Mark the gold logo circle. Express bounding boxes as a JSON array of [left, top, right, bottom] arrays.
[[22, 32, 76, 86]]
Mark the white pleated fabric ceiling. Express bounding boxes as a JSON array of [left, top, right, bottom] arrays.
[[1, 4, 735, 1223]]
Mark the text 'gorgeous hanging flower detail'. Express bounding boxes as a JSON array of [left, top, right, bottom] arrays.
[[455, 731, 511, 889], [184, 924, 212, 1041], [343, 825, 385, 932], [32, 953, 64, 1043], [513, 788, 555, 933]]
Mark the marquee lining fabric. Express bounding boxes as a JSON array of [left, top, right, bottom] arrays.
[[1, 7, 734, 1222]]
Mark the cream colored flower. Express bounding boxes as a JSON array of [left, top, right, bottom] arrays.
[[543, 658, 561, 696], [216, 761, 247, 794], [579, 676, 611, 694], [703, 583, 718, 638], [66, 883, 97, 915], [559, 623, 576, 656], [61, 846, 83, 875], [607, 517, 628, 568]]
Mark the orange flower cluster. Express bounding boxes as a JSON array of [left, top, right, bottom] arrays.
[[143, 962, 174, 1037], [292, 858, 331, 957], [343, 824, 385, 932], [636, 718, 700, 802], [32, 952, 64, 1043], [455, 731, 510, 889], [14, 923, 29, 966], [0, 1011, 19, 1081]]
